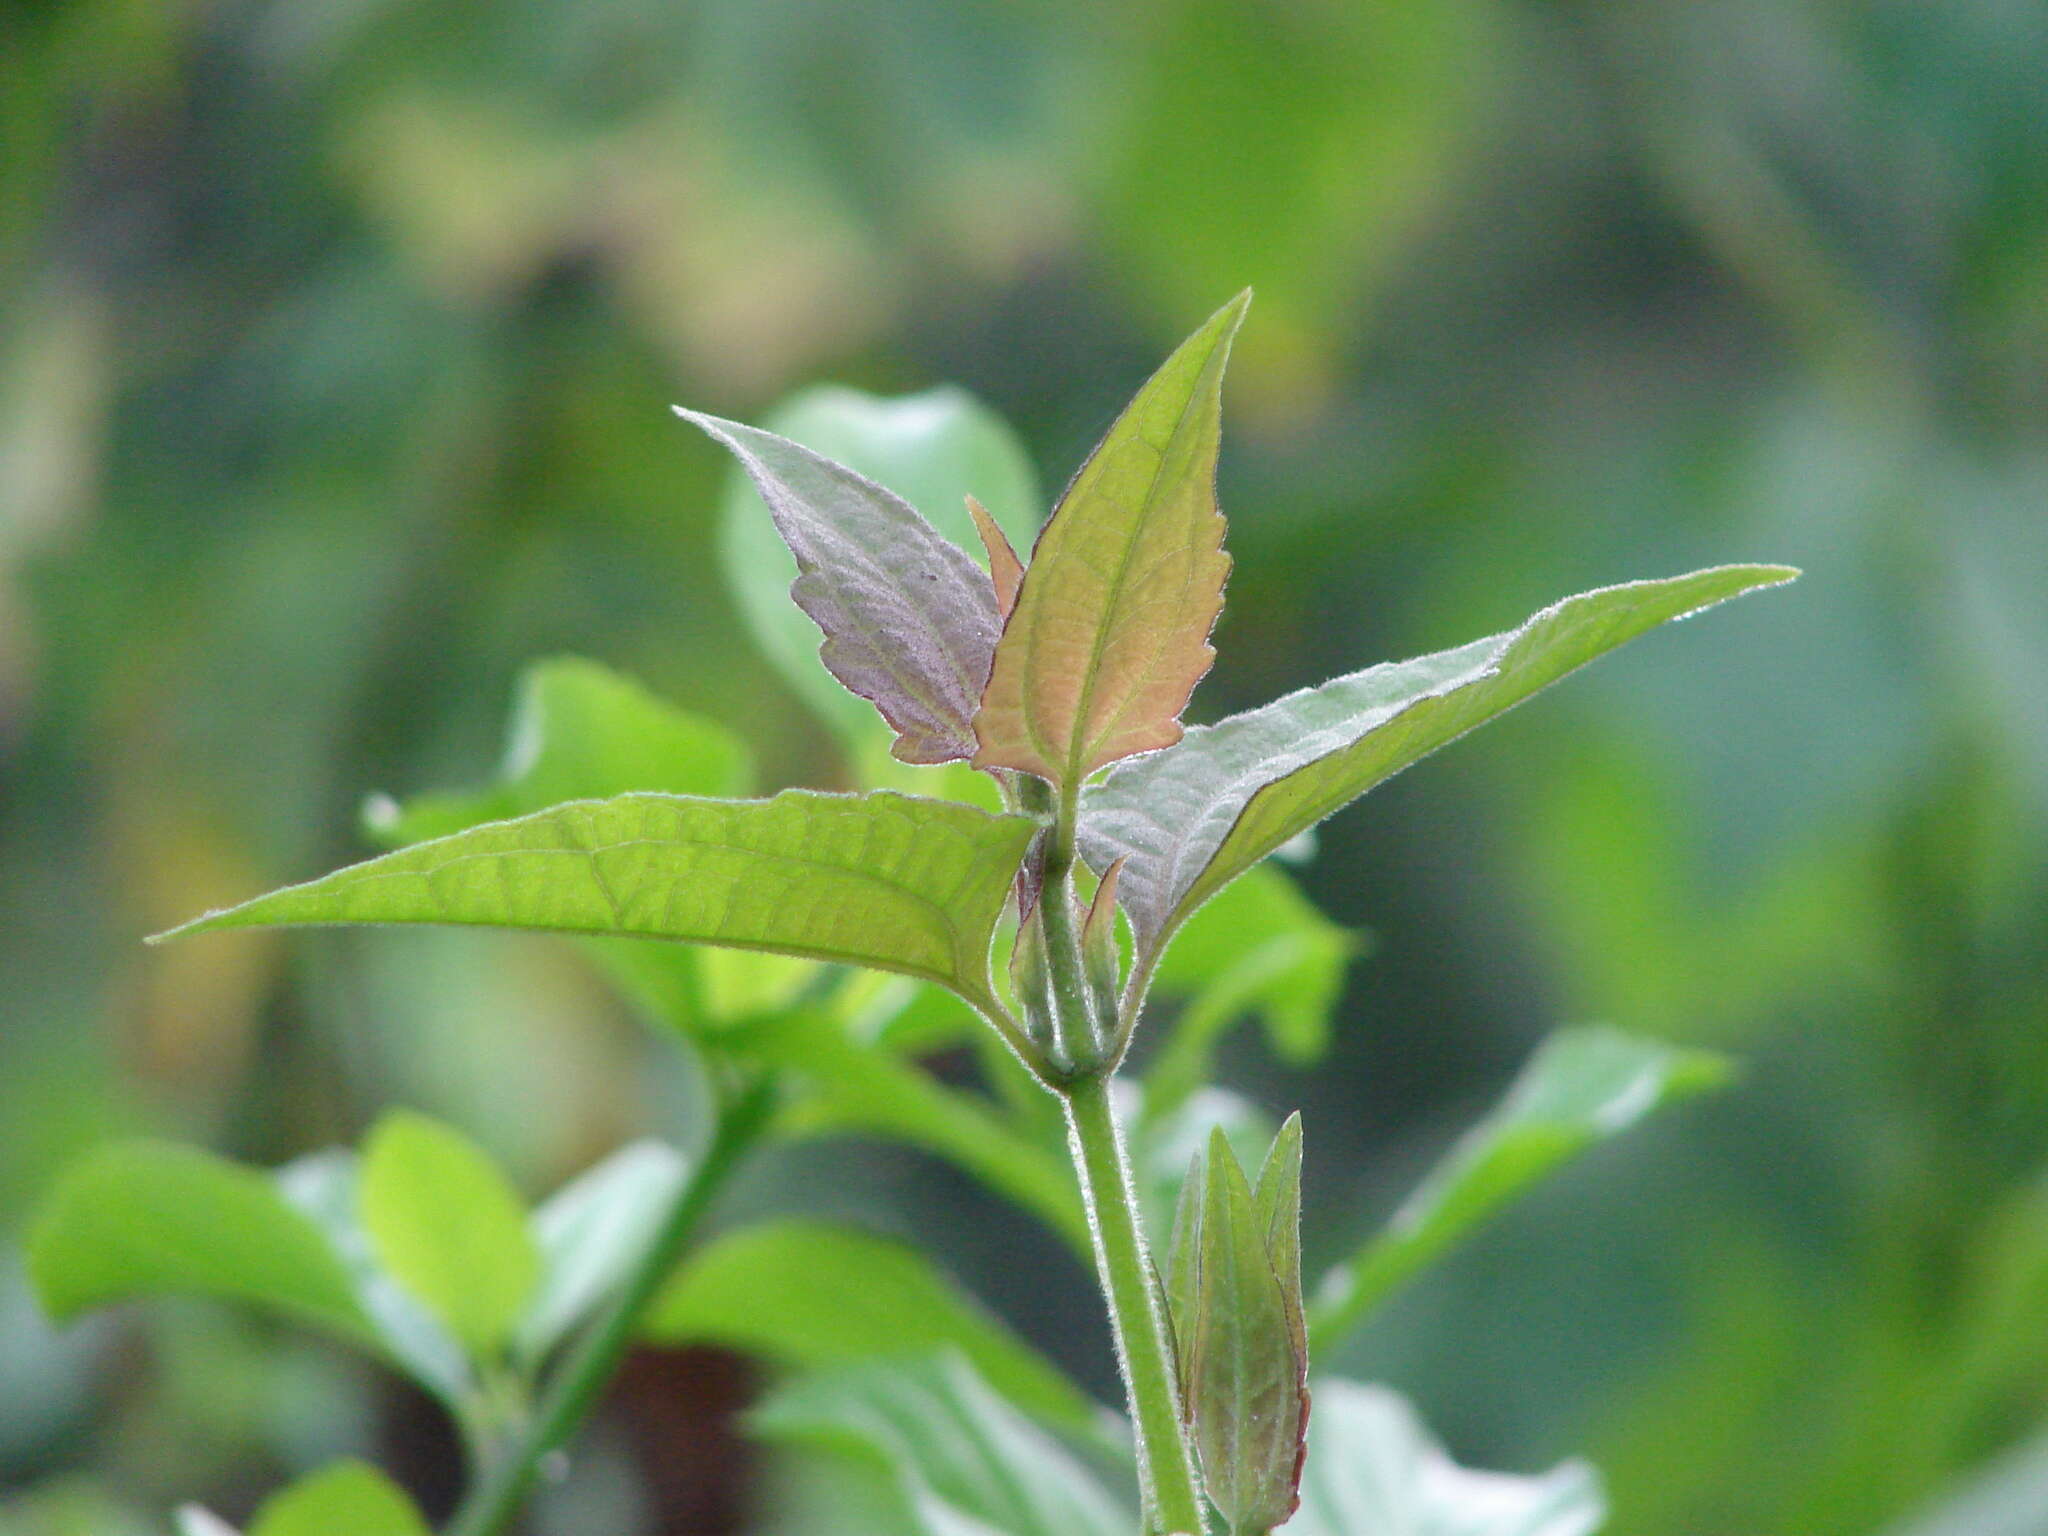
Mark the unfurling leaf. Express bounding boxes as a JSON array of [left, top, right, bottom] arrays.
[[969, 493, 1025, 619], [1168, 1122, 1310, 1535], [1084, 564, 1799, 955], [1082, 856, 1127, 1021], [680, 410, 1005, 763], [1309, 1026, 1730, 1352], [1277, 1380, 1604, 1536], [359, 1111, 539, 1358], [153, 789, 1037, 1016], [974, 292, 1248, 786]]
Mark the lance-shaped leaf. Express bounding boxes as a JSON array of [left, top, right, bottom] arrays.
[[1084, 565, 1799, 953], [969, 494, 1025, 619], [1308, 1027, 1730, 1352], [1278, 1380, 1604, 1536], [1169, 1124, 1310, 1535], [154, 789, 1038, 1015], [682, 409, 1004, 764], [974, 293, 1248, 785]]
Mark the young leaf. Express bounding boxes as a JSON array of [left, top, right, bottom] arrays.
[[1279, 1380, 1604, 1536], [682, 409, 1005, 764], [644, 1219, 1094, 1432], [1253, 1112, 1306, 1360], [517, 1139, 688, 1367], [359, 1111, 540, 1358], [247, 1461, 431, 1536], [753, 1353, 1130, 1536], [155, 789, 1038, 1016], [1180, 1128, 1309, 1536], [362, 657, 752, 846], [1081, 856, 1126, 1021], [1083, 565, 1799, 954], [969, 494, 1025, 619], [974, 293, 1249, 786], [27, 1141, 373, 1348], [715, 385, 1041, 752], [1309, 1027, 1731, 1352]]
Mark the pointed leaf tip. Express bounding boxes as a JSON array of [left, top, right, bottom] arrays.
[[974, 293, 1249, 786], [678, 407, 1002, 764], [968, 494, 1025, 620]]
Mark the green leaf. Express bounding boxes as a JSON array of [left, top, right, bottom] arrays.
[[1183, 1128, 1308, 1536], [711, 386, 1041, 755], [1084, 565, 1800, 954], [518, 1139, 688, 1367], [1144, 865, 1360, 1123], [1279, 1380, 1604, 1536], [753, 1354, 1129, 1536], [975, 293, 1248, 786], [156, 789, 1038, 1016], [358, 1111, 540, 1357], [1309, 1027, 1732, 1352], [26, 1140, 372, 1347], [1253, 1113, 1306, 1359], [362, 657, 752, 845], [738, 1010, 1089, 1256], [247, 1461, 430, 1536], [645, 1219, 1093, 1432]]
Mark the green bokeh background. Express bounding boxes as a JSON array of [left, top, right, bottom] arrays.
[[3, 0, 2045, 1531]]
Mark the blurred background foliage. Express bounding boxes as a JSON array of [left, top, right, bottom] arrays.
[[3, 0, 2046, 1531]]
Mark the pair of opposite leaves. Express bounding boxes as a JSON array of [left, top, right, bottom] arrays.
[[158, 294, 1795, 1017]]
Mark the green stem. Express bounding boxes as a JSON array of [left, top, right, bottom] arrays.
[[444, 1077, 775, 1536], [1061, 1073, 1207, 1536]]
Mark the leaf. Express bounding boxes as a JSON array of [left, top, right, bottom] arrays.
[[1083, 565, 1800, 955], [1882, 1424, 2048, 1536], [974, 293, 1248, 785], [1278, 1380, 1604, 1536], [753, 1354, 1130, 1536], [358, 1110, 540, 1357], [1080, 857, 1126, 1021], [645, 1219, 1093, 1432], [1253, 1113, 1306, 1359], [26, 1141, 372, 1347], [156, 789, 1038, 1015], [968, 495, 1024, 620], [518, 1139, 688, 1367], [247, 1461, 430, 1536], [1143, 865, 1360, 1123], [738, 1010, 1089, 1256], [1309, 1028, 1732, 1352], [175, 1509, 241, 1536], [714, 385, 1041, 752], [362, 657, 752, 845], [1183, 1129, 1308, 1536], [684, 408, 1003, 764]]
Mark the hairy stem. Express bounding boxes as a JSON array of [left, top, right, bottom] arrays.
[[1062, 1074, 1207, 1535], [444, 1077, 775, 1536]]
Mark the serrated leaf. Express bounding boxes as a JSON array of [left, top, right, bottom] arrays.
[[359, 1111, 539, 1357], [715, 386, 1041, 752], [1278, 1380, 1603, 1536], [362, 657, 751, 846], [518, 1140, 688, 1367], [974, 293, 1248, 785], [26, 1141, 372, 1347], [1186, 1129, 1307, 1536], [247, 1461, 430, 1536], [1083, 565, 1799, 955], [1309, 1027, 1732, 1352], [156, 789, 1037, 1015], [1144, 865, 1359, 1123], [645, 1219, 1092, 1432], [753, 1354, 1130, 1536], [685, 409, 1004, 763]]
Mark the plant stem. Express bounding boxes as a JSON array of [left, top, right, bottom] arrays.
[[444, 1077, 775, 1536], [1061, 1073, 1207, 1536]]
